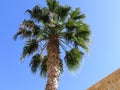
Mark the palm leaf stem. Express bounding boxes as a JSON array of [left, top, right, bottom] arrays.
[[39, 42, 47, 55], [59, 42, 67, 52], [60, 39, 72, 49]]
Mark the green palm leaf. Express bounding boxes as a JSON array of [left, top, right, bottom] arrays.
[[56, 5, 71, 21], [13, 28, 31, 40], [46, 0, 59, 11], [70, 8, 86, 20], [21, 39, 38, 61], [28, 5, 42, 21], [71, 8, 80, 18], [40, 55, 48, 77], [29, 54, 42, 73], [64, 48, 84, 71]]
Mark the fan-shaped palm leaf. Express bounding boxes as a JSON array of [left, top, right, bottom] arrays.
[[56, 5, 71, 21], [21, 39, 38, 61], [64, 48, 84, 71], [13, 28, 31, 40], [46, 0, 59, 11], [29, 54, 42, 73]]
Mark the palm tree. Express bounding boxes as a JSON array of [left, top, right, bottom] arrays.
[[14, 0, 91, 90]]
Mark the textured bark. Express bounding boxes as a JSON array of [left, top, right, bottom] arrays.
[[46, 35, 60, 90]]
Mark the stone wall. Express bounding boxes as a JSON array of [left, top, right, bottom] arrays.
[[87, 68, 120, 90]]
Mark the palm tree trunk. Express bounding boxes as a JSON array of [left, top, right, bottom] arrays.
[[46, 35, 60, 90]]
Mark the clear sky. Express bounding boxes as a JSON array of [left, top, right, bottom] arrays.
[[0, 0, 120, 90]]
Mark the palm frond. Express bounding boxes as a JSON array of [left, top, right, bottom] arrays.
[[66, 19, 76, 29], [26, 5, 50, 23], [59, 59, 64, 74], [72, 33, 89, 52], [29, 54, 42, 73], [21, 39, 38, 61], [27, 5, 42, 21], [13, 19, 38, 40], [40, 55, 48, 77], [13, 28, 23, 40], [56, 5, 71, 21], [13, 28, 32, 40], [64, 48, 84, 71], [22, 19, 35, 28], [59, 39, 72, 49], [70, 8, 86, 20], [71, 8, 80, 18], [31, 25, 48, 40], [59, 41, 67, 52], [39, 42, 47, 55], [54, 24, 64, 32], [60, 31, 74, 44], [73, 14, 86, 20], [74, 23, 91, 49], [46, 0, 59, 11], [40, 7, 50, 23], [32, 25, 41, 36], [77, 25, 91, 42]]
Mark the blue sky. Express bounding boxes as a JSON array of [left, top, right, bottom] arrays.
[[0, 0, 120, 90]]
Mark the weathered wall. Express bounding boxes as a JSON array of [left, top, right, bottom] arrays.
[[87, 68, 120, 90]]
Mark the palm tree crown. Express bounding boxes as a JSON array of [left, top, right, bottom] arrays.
[[14, 0, 91, 89]]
